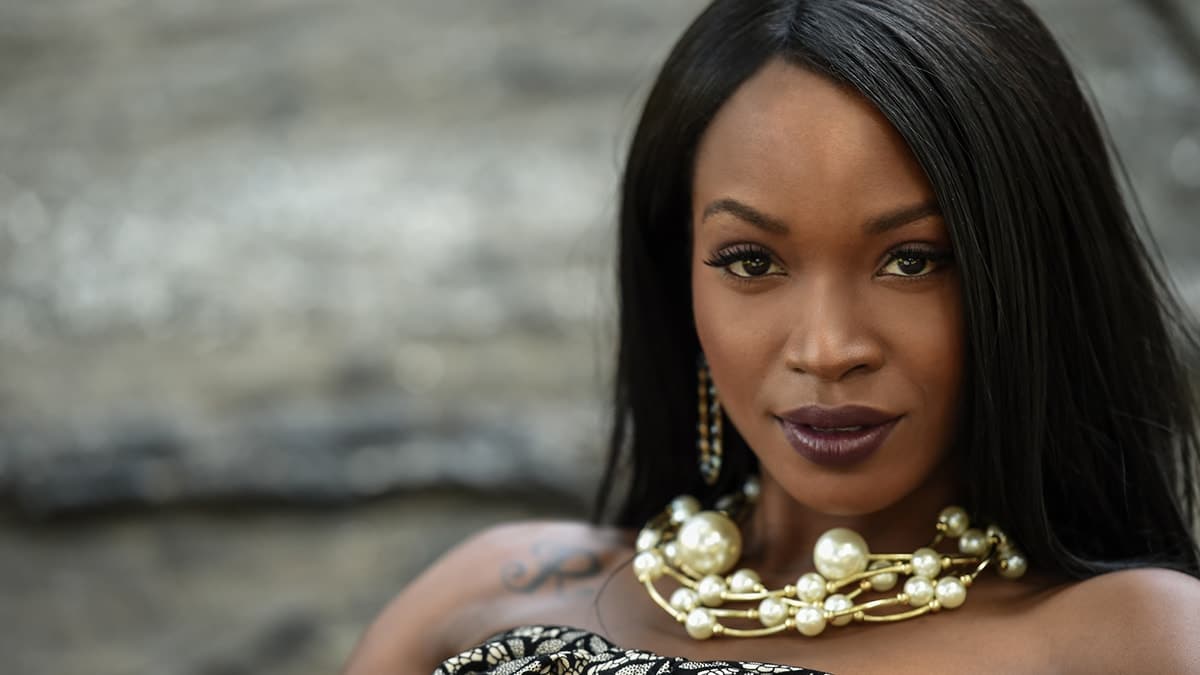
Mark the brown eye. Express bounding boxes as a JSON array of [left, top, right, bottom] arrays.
[[896, 256, 928, 276], [880, 248, 952, 278], [735, 256, 773, 277], [704, 245, 785, 279]]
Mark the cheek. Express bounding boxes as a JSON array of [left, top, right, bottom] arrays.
[[691, 273, 783, 413]]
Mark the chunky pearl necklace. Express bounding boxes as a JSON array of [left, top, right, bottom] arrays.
[[633, 478, 1028, 639]]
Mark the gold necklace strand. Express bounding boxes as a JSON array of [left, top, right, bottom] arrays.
[[632, 479, 1029, 639]]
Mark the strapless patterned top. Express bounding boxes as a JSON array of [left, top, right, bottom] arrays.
[[434, 625, 831, 674]]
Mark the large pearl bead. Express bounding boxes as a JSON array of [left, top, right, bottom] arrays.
[[794, 606, 827, 637], [633, 551, 665, 581], [935, 576, 967, 609], [696, 574, 727, 607], [938, 506, 970, 537], [904, 576, 935, 606], [685, 608, 717, 640], [795, 572, 827, 603], [757, 597, 788, 627], [813, 528, 871, 579], [823, 593, 854, 626], [911, 547, 943, 579], [676, 511, 742, 576]]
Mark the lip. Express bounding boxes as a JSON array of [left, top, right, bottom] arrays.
[[775, 405, 902, 467]]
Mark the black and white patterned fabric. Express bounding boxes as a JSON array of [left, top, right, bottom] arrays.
[[435, 625, 831, 675]]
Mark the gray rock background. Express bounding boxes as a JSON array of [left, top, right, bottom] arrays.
[[1, 1, 1197, 673]]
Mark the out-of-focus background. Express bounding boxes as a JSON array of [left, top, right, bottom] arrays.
[[1, 1, 1197, 673]]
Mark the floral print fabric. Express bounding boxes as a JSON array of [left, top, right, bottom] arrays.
[[435, 625, 830, 675]]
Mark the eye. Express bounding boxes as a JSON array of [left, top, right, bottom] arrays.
[[703, 244, 785, 279], [879, 247, 954, 278]]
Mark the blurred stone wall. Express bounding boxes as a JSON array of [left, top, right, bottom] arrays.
[[1, 1, 1197, 674]]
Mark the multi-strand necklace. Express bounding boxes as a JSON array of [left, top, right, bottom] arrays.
[[633, 478, 1028, 639]]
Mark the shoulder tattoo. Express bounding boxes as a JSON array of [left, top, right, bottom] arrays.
[[501, 540, 603, 594]]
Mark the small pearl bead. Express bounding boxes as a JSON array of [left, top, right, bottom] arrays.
[[685, 608, 717, 640], [729, 569, 761, 594], [676, 512, 743, 576], [904, 576, 935, 606], [958, 528, 989, 556], [758, 597, 788, 627], [938, 506, 970, 537], [867, 560, 898, 592], [662, 542, 680, 564], [635, 528, 661, 552], [813, 528, 871, 579], [795, 572, 828, 603], [670, 587, 700, 612], [794, 606, 827, 637], [697, 574, 727, 607], [935, 576, 967, 609], [911, 547, 943, 579], [823, 593, 854, 626], [743, 475, 761, 501], [1000, 553, 1028, 579], [633, 551, 665, 581], [670, 496, 701, 524]]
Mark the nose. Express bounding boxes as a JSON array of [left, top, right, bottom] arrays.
[[782, 283, 884, 382]]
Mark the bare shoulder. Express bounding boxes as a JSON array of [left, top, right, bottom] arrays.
[[342, 519, 633, 675], [1042, 567, 1200, 674]]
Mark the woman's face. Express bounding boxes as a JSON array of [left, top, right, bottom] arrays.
[[691, 60, 964, 516]]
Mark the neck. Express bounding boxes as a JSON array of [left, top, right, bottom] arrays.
[[742, 462, 961, 583]]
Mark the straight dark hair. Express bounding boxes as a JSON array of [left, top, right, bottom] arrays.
[[595, 0, 1200, 579]]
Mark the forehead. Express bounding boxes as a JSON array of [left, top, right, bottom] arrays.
[[693, 59, 934, 225]]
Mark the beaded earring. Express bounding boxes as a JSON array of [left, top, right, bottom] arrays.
[[697, 356, 723, 485]]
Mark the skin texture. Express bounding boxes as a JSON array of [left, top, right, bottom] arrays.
[[342, 60, 1200, 675]]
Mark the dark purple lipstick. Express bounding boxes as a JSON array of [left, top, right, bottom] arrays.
[[775, 405, 901, 467]]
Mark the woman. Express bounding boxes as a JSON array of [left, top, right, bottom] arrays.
[[345, 0, 1200, 672]]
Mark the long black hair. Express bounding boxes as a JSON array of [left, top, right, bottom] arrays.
[[595, 0, 1200, 579]]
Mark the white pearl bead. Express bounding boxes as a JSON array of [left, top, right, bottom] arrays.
[[795, 572, 828, 603], [633, 551, 665, 581], [904, 576, 934, 606], [935, 576, 967, 609], [867, 560, 898, 592], [813, 528, 871, 579], [958, 528, 989, 556], [729, 569, 761, 594], [794, 605, 827, 637], [636, 528, 661, 552], [696, 574, 727, 607], [938, 506, 970, 537], [662, 542, 680, 565], [823, 593, 854, 626], [1000, 553, 1028, 579], [670, 587, 700, 612], [676, 511, 743, 576], [911, 547, 943, 579], [743, 476, 761, 501], [685, 608, 717, 640], [670, 495, 701, 524], [757, 597, 788, 627]]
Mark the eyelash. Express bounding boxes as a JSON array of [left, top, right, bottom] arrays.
[[702, 243, 955, 280]]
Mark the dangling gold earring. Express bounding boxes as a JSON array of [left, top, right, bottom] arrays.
[[697, 355, 723, 485]]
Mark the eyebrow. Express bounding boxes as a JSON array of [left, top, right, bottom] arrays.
[[700, 198, 942, 235]]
